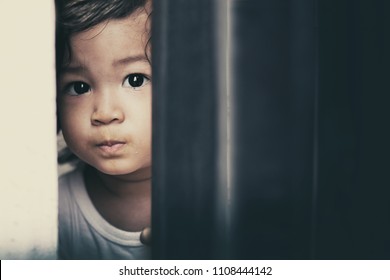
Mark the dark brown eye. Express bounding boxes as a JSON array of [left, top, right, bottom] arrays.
[[124, 74, 149, 89], [65, 81, 91, 96], [73, 82, 90, 94]]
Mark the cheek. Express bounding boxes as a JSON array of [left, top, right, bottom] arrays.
[[131, 108, 152, 157], [60, 99, 89, 126], [59, 103, 89, 149], [137, 109, 152, 142], [60, 106, 77, 133], [141, 119, 152, 161]]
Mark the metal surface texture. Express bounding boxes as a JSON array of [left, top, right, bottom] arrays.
[[152, 0, 220, 259], [152, 0, 390, 259]]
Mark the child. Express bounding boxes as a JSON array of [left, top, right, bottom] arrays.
[[56, 0, 152, 259]]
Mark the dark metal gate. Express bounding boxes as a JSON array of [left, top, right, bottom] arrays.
[[152, 0, 390, 259]]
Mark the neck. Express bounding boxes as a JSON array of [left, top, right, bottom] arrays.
[[86, 165, 152, 197], [84, 165, 152, 231]]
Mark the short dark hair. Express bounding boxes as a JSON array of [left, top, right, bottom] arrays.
[[55, 0, 150, 132]]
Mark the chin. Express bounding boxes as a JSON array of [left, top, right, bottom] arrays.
[[86, 156, 151, 178], [96, 165, 135, 176]]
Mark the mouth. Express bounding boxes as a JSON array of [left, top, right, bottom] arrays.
[[96, 140, 126, 154]]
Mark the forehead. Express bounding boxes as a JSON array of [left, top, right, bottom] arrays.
[[68, 11, 149, 65]]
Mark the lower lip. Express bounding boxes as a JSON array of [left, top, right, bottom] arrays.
[[97, 143, 125, 154]]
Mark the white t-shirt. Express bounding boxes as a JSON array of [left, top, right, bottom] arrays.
[[58, 165, 151, 259]]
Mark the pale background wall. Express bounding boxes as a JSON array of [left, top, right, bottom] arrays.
[[0, 0, 58, 259]]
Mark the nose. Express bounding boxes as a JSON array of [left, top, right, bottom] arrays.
[[91, 91, 124, 126]]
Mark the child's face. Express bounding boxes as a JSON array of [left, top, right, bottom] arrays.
[[59, 11, 151, 179]]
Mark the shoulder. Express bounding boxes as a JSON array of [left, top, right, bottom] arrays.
[[58, 163, 87, 218], [59, 165, 82, 206], [58, 162, 86, 196], [58, 164, 86, 259]]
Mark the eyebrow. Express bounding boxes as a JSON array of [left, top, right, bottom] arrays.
[[112, 54, 150, 67], [61, 54, 149, 74]]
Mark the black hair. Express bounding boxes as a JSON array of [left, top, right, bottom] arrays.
[[55, 0, 150, 132]]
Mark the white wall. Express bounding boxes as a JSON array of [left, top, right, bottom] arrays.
[[0, 0, 58, 259]]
